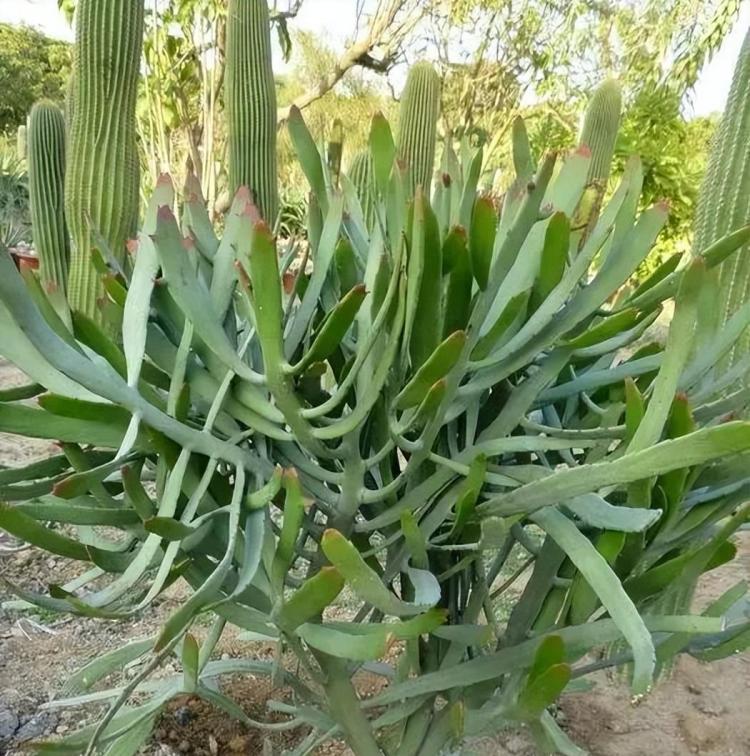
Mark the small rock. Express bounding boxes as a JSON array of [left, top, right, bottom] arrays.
[[504, 733, 529, 753], [228, 735, 250, 752], [221, 652, 230, 660], [15, 712, 57, 742], [55, 724, 69, 734], [0, 701, 19, 743], [174, 705, 194, 726], [179, 740, 190, 753], [209, 734, 219, 755], [46, 558, 57, 569]]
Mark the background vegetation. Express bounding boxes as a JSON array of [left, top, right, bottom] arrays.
[[0, 0, 741, 266]]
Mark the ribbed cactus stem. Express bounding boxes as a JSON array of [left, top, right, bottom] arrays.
[[348, 151, 376, 231], [28, 101, 69, 293], [694, 29, 750, 367], [226, 0, 278, 224], [65, 0, 143, 319], [579, 78, 622, 185], [397, 61, 441, 197], [576, 78, 622, 242]]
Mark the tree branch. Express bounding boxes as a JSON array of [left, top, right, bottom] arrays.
[[277, 0, 424, 123]]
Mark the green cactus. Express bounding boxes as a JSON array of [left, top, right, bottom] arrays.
[[397, 61, 441, 197], [579, 78, 622, 185], [226, 0, 278, 223], [27, 101, 69, 294], [64, 0, 143, 319], [694, 29, 750, 367], [575, 78, 622, 240], [348, 150, 376, 231]]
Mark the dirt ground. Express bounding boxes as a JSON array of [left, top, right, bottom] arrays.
[[1, 358, 749, 756]]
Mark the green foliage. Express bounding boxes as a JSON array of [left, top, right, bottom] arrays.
[[2, 80, 750, 753], [65, 0, 144, 319], [617, 86, 717, 276], [0, 7, 749, 756], [693, 27, 750, 368], [27, 101, 69, 296], [0, 24, 71, 133], [0, 134, 30, 249], [226, 0, 278, 222]]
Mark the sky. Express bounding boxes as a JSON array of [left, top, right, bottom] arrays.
[[1, 0, 748, 117]]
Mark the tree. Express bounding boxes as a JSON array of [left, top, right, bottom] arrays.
[[426, 0, 740, 157], [0, 24, 71, 133]]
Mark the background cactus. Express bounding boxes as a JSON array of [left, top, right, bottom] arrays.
[[348, 150, 376, 230], [577, 78, 622, 237], [693, 28, 750, 368], [64, 0, 144, 318], [579, 78, 622, 184], [27, 100, 69, 294], [397, 60, 441, 197], [226, 0, 278, 223]]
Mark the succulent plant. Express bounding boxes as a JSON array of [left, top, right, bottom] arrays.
[[27, 100, 69, 301], [694, 28, 750, 369], [579, 78, 622, 186], [348, 149, 377, 231], [1, 94, 750, 755], [397, 61, 441, 197], [226, 0, 278, 223], [64, 0, 144, 319], [576, 78, 623, 238]]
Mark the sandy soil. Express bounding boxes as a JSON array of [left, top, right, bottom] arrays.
[[1, 358, 748, 755]]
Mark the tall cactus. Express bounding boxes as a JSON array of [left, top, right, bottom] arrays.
[[579, 78, 622, 184], [397, 61, 441, 197], [577, 78, 622, 236], [226, 0, 278, 224], [348, 151, 376, 231], [65, 0, 144, 318], [693, 29, 750, 367], [27, 101, 69, 294]]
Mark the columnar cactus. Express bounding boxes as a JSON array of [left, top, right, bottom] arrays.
[[27, 101, 69, 293], [694, 29, 750, 367], [64, 0, 143, 318], [348, 150, 376, 231], [575, 78, 622, 238], [579, 78, 622, 185], [226, 0, 278, 223], [397, 61, 441, 197]]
